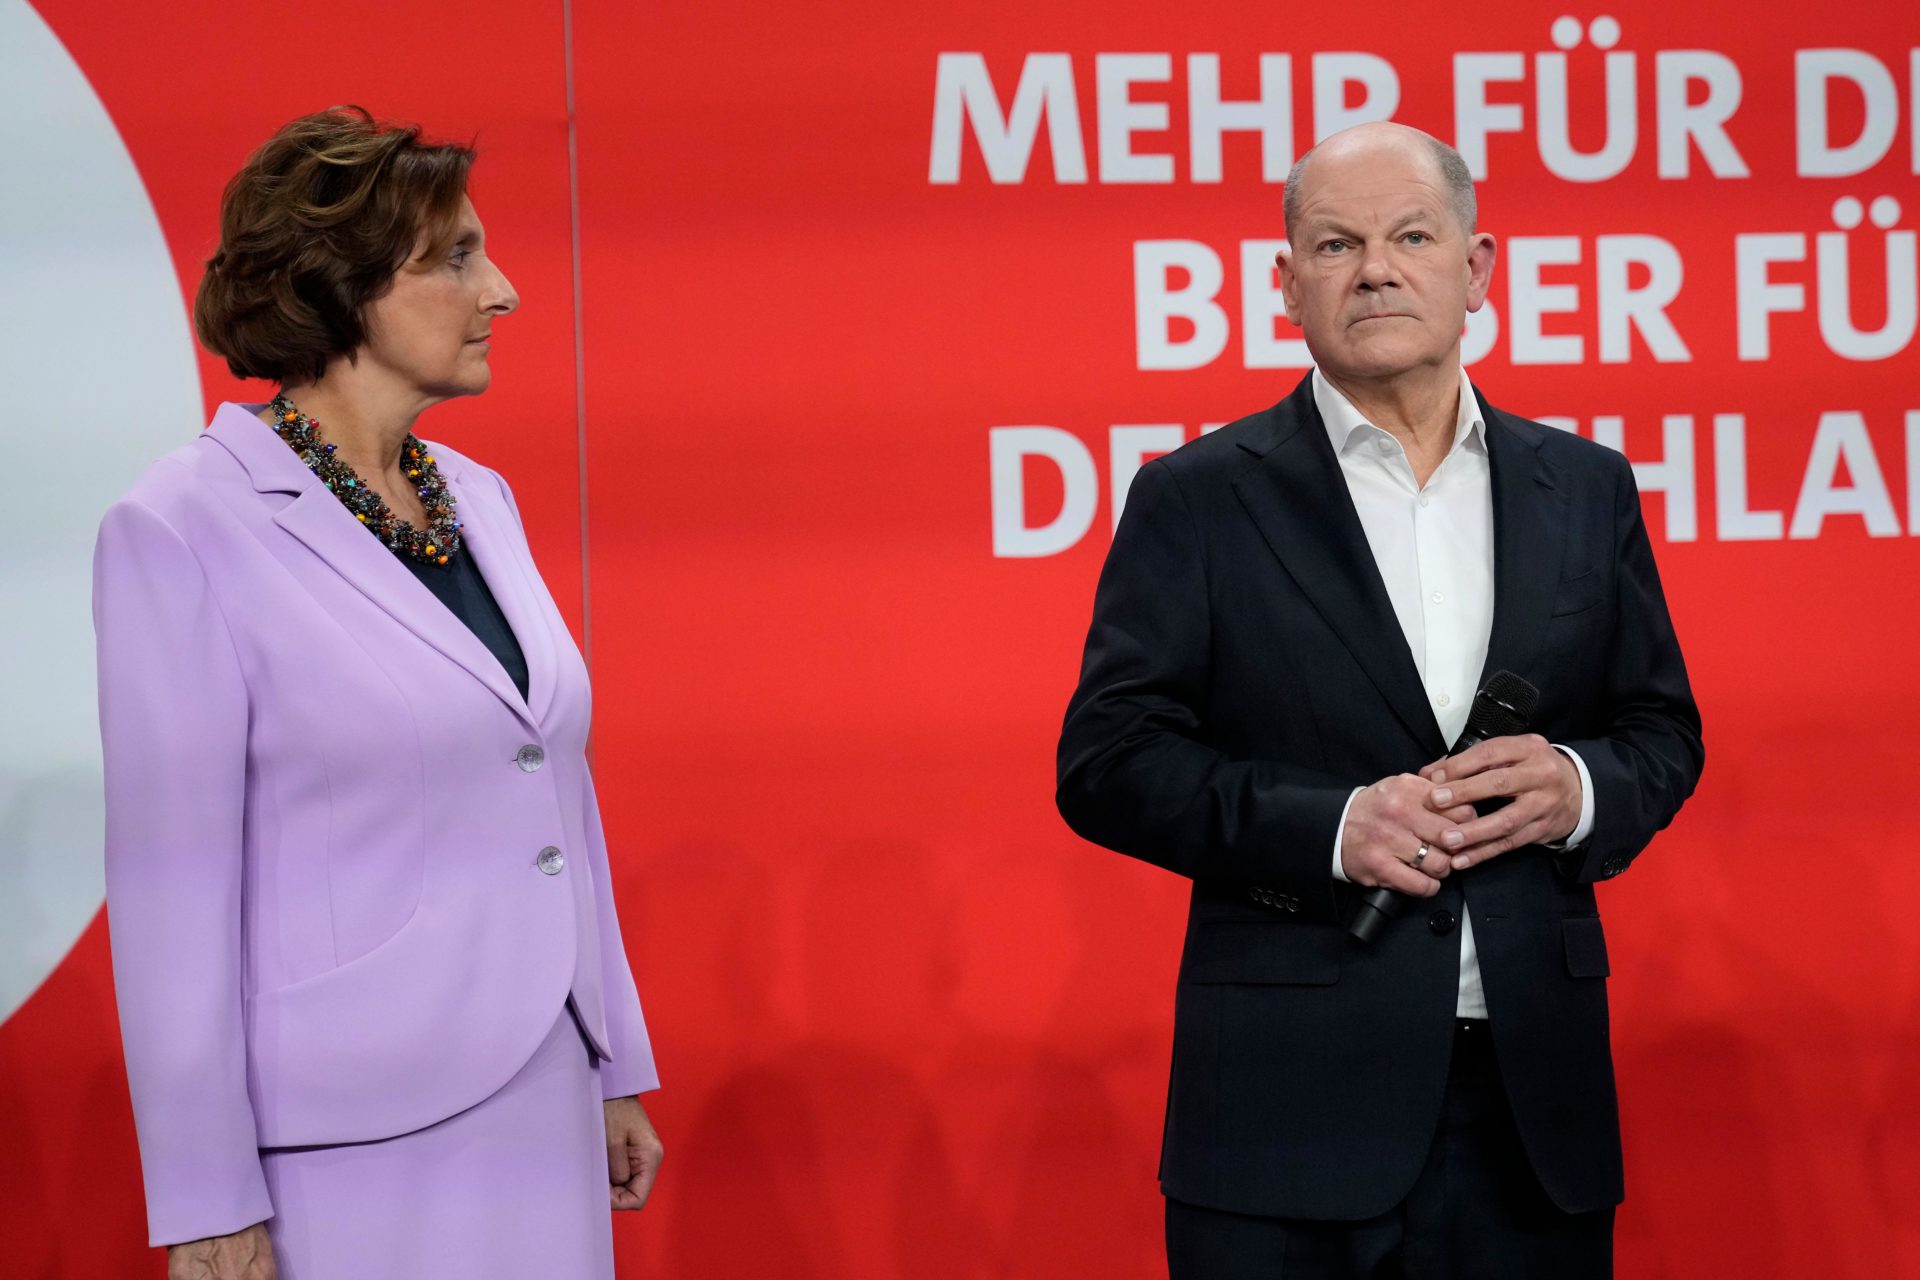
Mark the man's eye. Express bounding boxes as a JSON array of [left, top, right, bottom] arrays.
[[1322, 240, 1348, 253], [1405, 232, 1429, 245]]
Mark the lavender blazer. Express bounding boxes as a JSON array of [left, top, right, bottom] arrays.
[[93, 403, 658, 1247]]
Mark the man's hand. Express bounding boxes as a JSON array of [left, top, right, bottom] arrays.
[[605, 1096, 664, 1211], [1341, 774, 1477, 896], [1420, 734, 1582, 870], [167, 1223, 275, 1280]]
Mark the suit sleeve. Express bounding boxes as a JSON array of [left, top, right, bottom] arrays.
[[1554, 455, 1705, 883], [93, 498, 273, 1247], [482, 464, 660, 1098], [581, 765, 660, 1098], [1056, 459, 1354, 911]]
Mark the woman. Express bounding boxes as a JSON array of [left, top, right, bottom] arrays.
[[94, 108, 662, 1280]]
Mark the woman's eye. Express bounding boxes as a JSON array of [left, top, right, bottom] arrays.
[[449, 249, 471, 270]]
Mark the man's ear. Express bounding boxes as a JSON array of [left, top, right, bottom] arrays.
[[1464, 233, 1497, 312], [1276, 244, 1302, 325]]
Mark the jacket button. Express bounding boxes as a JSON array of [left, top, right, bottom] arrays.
[[536, 846, 565, 875], [516, 744, 546, 773], [1428, 910, 1457, 935]]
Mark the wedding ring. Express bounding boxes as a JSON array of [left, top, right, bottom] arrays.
[[1413, 843, 1430, 867]]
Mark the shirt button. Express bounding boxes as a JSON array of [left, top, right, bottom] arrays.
[[1376, 439, 1394, 454], [1436, 692, 1451, 707], [515, 744, 546, 773], [1431, 591, 1444, 604], [536, 846, 565, 875], [1418, 494, 1430, 508]]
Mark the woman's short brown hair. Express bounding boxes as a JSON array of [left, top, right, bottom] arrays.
[[194, 106, 475, 383]]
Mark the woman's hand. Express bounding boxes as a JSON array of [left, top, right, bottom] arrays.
[[604, 1096, 664, 1210], [167, 1222, 276, 1279]]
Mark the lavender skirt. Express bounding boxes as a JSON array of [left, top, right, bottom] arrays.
[[259, 1005, 615, 1279]]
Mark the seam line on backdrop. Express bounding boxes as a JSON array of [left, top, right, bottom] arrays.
[[562, 0, 593, 690]]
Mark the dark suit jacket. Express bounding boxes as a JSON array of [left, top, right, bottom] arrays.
[[1056, 373, 1703, 1220]]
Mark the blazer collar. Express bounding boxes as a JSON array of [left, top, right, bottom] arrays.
[[1230, 375, 1568, 760], [204, 403, 555, 730], [205, 401, 316, 496]]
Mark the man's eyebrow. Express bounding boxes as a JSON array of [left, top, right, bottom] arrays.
[[1298, 207, 1441, 240], [1299, 216, 1363, 240]]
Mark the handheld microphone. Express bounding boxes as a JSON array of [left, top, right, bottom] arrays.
[[1346, 670, 1540, 944]]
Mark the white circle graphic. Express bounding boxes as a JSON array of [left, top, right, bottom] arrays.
[[0, 0, 203, 1025]]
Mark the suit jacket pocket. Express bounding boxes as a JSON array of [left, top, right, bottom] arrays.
[[1180, 920, 1342, 985], [1563, 915, 1611, 978], [1550, 567, 1608, 617]]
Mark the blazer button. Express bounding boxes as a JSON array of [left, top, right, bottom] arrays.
[[1428, 910, 1457, 935], [537, 846, 566, 875], [516, 744, 546, 773]]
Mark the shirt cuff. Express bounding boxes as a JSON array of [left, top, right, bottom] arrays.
[[1331, 787, 1364, 883], [1543, 745, 1595, 849]]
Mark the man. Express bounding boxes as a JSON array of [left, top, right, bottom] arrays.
[[1056, 122, 1702, 1276]]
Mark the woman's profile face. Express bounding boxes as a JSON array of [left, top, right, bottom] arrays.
[[359, 194, 518, 401]]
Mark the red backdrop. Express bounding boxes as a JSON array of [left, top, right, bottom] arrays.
[[4, 2, 1919, 1276]]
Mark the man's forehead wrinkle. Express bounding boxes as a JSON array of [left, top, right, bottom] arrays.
[[1296, 187, 1451, 237]]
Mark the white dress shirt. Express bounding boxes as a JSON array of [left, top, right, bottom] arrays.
[[1315, 367, 1595, 1019]]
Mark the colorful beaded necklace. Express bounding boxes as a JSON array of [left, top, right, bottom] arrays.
[[267, 393, 462, 567]]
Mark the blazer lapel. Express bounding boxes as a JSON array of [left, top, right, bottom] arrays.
[[1476, 397, 1570, 692], [447, 466, 560, 727], [1230, 380, 1449, 761], [205, 405, 541, 730]]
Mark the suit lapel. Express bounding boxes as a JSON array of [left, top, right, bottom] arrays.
[[273, 487, 541, 729], [1230, 380, 1449, 761], [448, 467, 560, 727], [1476, 397, 1570, 692], [206, 404, 542, 731]]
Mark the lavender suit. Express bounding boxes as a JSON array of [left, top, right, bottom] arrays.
[[94, 403, 657, 1271]]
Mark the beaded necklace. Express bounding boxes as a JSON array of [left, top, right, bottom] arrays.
[[267, 393, 462, 567]]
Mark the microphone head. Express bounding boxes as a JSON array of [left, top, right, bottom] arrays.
[[1466, 670, 1539, 740]]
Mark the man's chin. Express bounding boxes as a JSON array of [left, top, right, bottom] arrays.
[[1325, 346, 1435, 381]]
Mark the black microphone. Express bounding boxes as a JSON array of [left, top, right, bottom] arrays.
[[1346, 671, 1540, 944]]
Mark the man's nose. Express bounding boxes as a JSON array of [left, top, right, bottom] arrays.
[[1356, 243, 1400, 290]]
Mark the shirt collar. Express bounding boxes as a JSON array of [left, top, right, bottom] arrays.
[[1312, 366, 1485, 459]]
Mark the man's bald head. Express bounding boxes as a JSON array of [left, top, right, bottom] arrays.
[[1283, 123, 1477, 243]]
